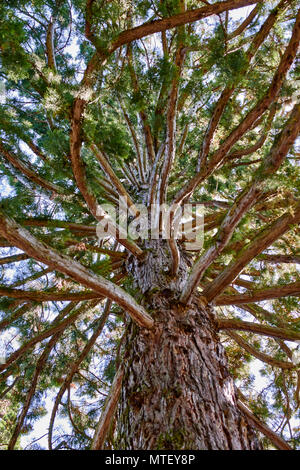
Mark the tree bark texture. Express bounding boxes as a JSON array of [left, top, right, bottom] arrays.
[[116, 242, 261, 449]]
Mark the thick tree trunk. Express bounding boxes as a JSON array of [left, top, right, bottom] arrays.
[[115, 242, 261, 450]]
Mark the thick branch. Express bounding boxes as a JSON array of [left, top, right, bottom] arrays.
[[181, 103, 300, 303], [216, 281, 300, 305], [0, 210, 153, 329], [217, 318, 300, 342], [202, 202, 300, 302], [0, 286, 101, 302], [112, 1, 262, 50], [91, 365, 124, 450], [226, 330, 295, 369], [237, 400, 293, 450]]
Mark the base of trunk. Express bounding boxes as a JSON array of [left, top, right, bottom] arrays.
[[116, 293, 261, 450]]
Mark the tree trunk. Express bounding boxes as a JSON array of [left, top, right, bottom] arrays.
[[115, 242, 262, 450]]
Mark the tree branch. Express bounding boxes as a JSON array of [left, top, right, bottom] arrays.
[[46, 17, 57, 72], [8, 327, 63, 449], [91, 144, 140, 217], [0, 286, 101, 302], [181, 103, 300, 303], [0, 210, 153, 329], [48, 300, 112, 450], [228, 4, 259, 39], [257, 254, 300, 265], [174, 8, 300, 205], [91, 365, 124, 450], [112, 1, 262, 50], [226, 330, 296, 369], [0, 142, 69, 196], [216, 281, 300, 305], [217, 318, 300, 342], [237, 400, 293, 450], [202, 201, 300, 302], [0, 253, 29, 265]]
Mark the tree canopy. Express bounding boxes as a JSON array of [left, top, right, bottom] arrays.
[[0, 0, 299, 450]]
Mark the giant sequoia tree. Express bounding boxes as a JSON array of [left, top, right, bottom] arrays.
[[0, 0, 299, 451]]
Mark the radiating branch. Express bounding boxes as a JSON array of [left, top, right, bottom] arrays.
[[202, 201, 300, 302], [226, 330, 295, 369], [174, 9, 300, 205], [217, 318, 300, 342], [91, 365, 124, 450], [216, 281, 300, 305], [91, 144, 140, 217], [48, 300, 112, 450], [0, 253, 29, 265], [181, 103, 300, 303], [227, 4, 259, 39], [46, 17, 57, 72], [0, 286, 101, 302], [237, 400, 293, 450], [0, 142, 69, 196]]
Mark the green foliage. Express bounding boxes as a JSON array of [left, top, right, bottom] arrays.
[[0, 0, 299, 451]]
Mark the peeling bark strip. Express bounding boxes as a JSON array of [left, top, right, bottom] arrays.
[[0, 210, 153, 329], [116, 295, 261, 450]]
